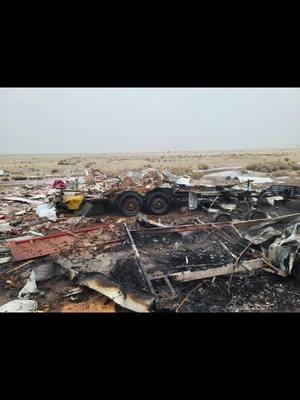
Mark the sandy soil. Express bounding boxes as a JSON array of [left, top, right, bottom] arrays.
[[1, 149, 300, 180]]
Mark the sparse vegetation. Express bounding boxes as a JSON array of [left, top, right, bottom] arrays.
[[246, 161, 291, 173], [12, 175, 28, 180], [292, 163, 300, 170], [51, 168, 59, 174], [58, 159, 76, 166], [171, 167, 192, 176], [271, 171, 287, 177], [190, 171, 203, 180], [197, 163, 209, 170], [0, 150, 299, 183], [84, 162, 96, 168]]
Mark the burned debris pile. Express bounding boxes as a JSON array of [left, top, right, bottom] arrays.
[[1, 167, 300, 312]]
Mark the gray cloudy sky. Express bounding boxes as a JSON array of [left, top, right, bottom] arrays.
[[0, 88, 299, 154]]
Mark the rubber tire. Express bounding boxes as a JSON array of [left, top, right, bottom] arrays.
[[212, 212, 232, 223], [231, 208, 245, 220], [118, 192, 143, 217], [237, 200, 251, 213], [74, 202, 93, 217], [246, 209, 267, 220], [292, 264, 300, 281], [146, 192, 169, 215]]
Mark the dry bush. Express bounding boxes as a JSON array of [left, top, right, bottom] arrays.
[[12, 175, 28, 180], [291, 163, 300, 170], [171, 167, 191, 176], [58, 159, 76, 166], [271, 171, 287, 177], [284, 157, 290, 162], [246, 161, 291, 173], [190, 171, 203, 179], [51, 168, 59, 174], [197, 163, 209, 170]]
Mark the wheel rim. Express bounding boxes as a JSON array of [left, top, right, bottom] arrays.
[[215, 214, 231, 222], [251, 212, 264, 220], [152, 197, 165, 210], [123, 198, 139, 212], [218, 216, 230, 222]]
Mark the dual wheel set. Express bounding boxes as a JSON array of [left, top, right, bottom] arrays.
[[117, 191, 169, 216], [211, 200, 267, 223], [117, 192, 268, 220]]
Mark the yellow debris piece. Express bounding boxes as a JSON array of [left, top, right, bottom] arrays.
[[63, 193, 85, 210]]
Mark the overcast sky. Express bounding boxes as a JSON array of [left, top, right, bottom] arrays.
[[0, 88, 299, 154]]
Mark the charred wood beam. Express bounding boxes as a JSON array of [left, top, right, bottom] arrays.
[[173, 258, 264, 282], [150, 258, 265, 283], [131, 222, 234, 236]]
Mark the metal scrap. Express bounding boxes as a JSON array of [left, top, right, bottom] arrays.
[[7, 225, 105, 261], [0, 299, 38, 313], [76, 272, 156, 312]]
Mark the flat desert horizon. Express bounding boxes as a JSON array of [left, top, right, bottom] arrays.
[[1, 148, 300, 182]]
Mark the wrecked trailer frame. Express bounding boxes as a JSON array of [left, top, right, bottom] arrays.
[[259, 185, 300, 200], [109, 181, 289, 221], [91, 180, 265, 218], [131, 214, 300, 283], [105, 180, 300, 218], [51, 172, 299, 219], [5, 209, 300, 312]]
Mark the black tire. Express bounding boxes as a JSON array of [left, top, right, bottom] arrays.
[[212, 212, 232, 223], [74, 201, 94, 217], [237, 200, 251, 213], [118, 191, 143, 217], [246, 209, 267, 220], [231, 208, 245, 220], [91, 201, 105, 216], [292, 264, 300, 281], [146, 192, 169, 215]]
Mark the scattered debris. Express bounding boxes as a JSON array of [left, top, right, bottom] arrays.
[[36, 203, 57, 221], [1, 167, 300, 312], [52, 180, 66, 189], [7, 225, 104, 261], [1, 196, 42, 205], [0, 257, 11, 264], [18, 270, 39, 298], [76, 272, 156, 312], [0, 299, 38, 312]]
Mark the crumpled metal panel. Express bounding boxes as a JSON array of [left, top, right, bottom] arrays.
[[7, 226, 103, 261], [8, 235, 74, 261]]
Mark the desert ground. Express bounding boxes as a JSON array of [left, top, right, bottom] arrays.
[[1, 149, 300, 182]]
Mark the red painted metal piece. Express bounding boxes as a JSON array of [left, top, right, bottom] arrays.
[[7, 225, 104, 261]]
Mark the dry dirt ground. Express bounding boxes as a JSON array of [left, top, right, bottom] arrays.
[[1, 149, 300, 182]]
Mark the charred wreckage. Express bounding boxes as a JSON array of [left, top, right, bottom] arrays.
[[1, 168, 300, 312]]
